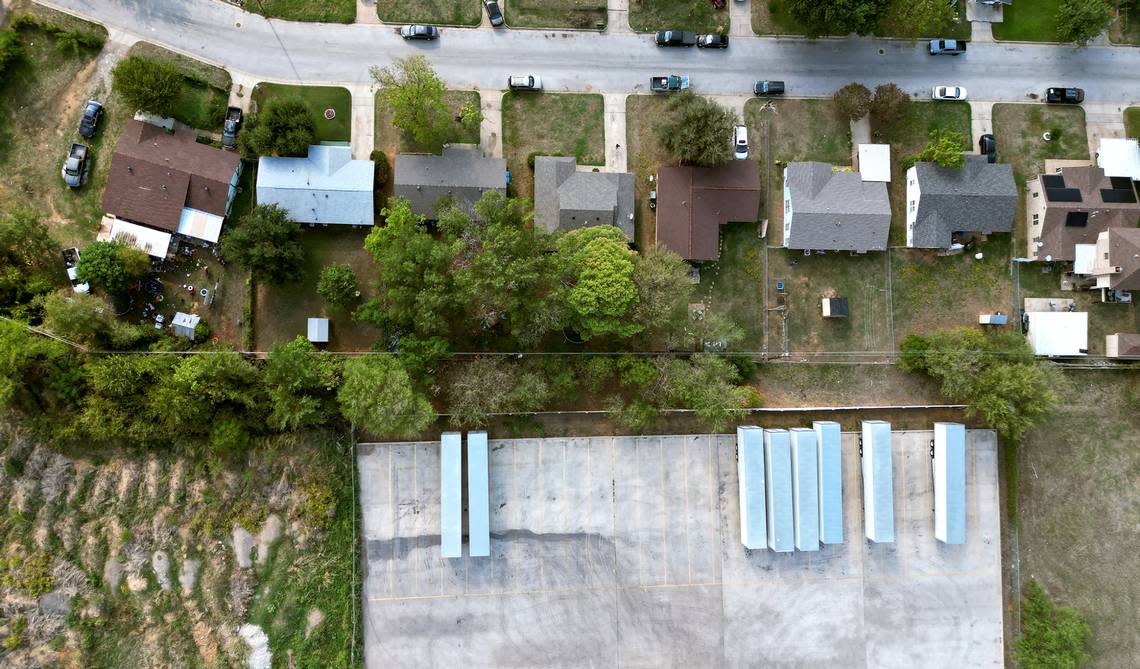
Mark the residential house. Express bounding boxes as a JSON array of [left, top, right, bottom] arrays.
[[533, 156, 635, 241], [782, 162, 891, 252], [257, 145, 374, 227], [394, 147, 506, 220], [1096, 137, 1140, 181], [655, 161, 761, 262], [1025, 165, 1139, 261], [1082, 227, 1140, 300], [1106, 333, 1140, 359], [102, 120, 242, 244], [905, 155, 1017, 248]]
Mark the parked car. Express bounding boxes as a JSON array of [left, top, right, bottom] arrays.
[[655, 30, 696, 47], [400, 24, 439, 40], [928, 39, 966, 55], [222, 106, 243, 149], [61, 143, 90, 188], [696, 34, 728, 49], [650, 75, 689, 93], [1046, 87, 1084, 104], [753, 80, 785, 96], [484, 0, 504, 27], [508, 75, 542, 91], [77, 100, 103, 139], [932, 85, 967, 101], [733, 125, 749, 160], [62, 247, 89, 294], [979, 134, 996, 163]]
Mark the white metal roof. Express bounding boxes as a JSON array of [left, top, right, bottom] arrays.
[[257, 145, 375, 226], [813, 421, 844, 545], [178, 207, 224, 244], [108, 219, 172, 258], [171, 311, 200, 328], [1026, 311, 1088, 357], [467, 431, 490, 558], [307, 317, 329, 343], [858, 144, 891, 182], [1096, 137, 1140, 180], [1073, 243, 1097, 275], [764, 429, 794, 553], [861, 420, 894, 543], [789, 429, 820, 551], [440, 432, 462, 558], [737, 426, 767, 550], [933, 422, 967, 545]]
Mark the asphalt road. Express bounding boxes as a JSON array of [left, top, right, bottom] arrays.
[[40, 0, 1140, 103]]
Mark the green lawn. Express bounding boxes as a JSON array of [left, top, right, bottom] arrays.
[[376, 0, 481, 25], [1125, 107, 1140, 138], [992, 0, 1062, 41], [251, 83, 352, 143], [505, 0, 608, 28], [502, 91, 605, 200], [246, 0, 355, 22], [752, 0, 808, 35], [628, 0, 728, 33], [991, 104, 1089, 182], [626, 95, 672, 250], [373, 90, 480, 156], [696, 222, 765, 350]]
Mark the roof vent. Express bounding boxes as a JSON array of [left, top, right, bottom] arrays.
[[161, 184, 167, 191]]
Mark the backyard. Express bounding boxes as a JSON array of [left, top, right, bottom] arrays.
[[376, 0, 481, 25], [504, 0, 608, 28], [625, 95, 671, 249], [246, 0, 355, 22], [628, 0, 728, 33], [501, 91, 605, 200], [992, 0, 1062, 41], [1016, 261, 1139, 357], [251, 83, 352, 143], [696, 222, 766, 351]]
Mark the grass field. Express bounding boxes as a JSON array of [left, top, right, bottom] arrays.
[[246, 0, 355, 22], [1018, 371, 1140, 667], [1126, 107, 1140, 137], [377, 0, 481, 25], [251, 83, 352, 143], [502, 92, 605, 200], [626, 95, 671, 250], [504, 0, 607, 28], [254, 228, 381, 353], [628, 0, 728, 33], [992, 0, 1062, 41], [373, 90, 480, 157], [696, 222, 766, 350]]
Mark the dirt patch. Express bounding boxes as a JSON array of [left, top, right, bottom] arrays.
[[143, 456, 162, 504], [304, 608, 325, 640], [167, 458, 187, 506]]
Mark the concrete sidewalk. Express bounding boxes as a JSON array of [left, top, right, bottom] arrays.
[[355, 0, 380, 25], [969, 99, 994, 139], [479, 89, 504, 158], [603, 92, 627, 172], [607, 0, 630, 34], [729, 0, 751, 38], [349, 84, 376, 159]]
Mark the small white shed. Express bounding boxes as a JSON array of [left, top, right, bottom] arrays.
[[307, 317, 330, 344], [171, 312, 200, 340], [857, 144, 892, 182], [1026, 311, 1088, 357]]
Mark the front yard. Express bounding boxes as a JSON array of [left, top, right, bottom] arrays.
[[628, 0, 728, 33], [126, 42, 231, 131], [251, 83, 352, 143], [754, 0, 968, 38], [504, 0, 607, 29], [992, 0, 1062, 41], [501, 91, 605, 200], [376, 0, 481, 25], [373, 89, 480, 156], [991, 104, 1089, 181], [1126, 107, 1140, 137], [246, 0, 355, 22]]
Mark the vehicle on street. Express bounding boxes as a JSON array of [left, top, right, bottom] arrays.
[[655, 30, 696, 47], [1046, 87, 1084, 104], [696, 34, 728, 49], [928, 39, 966, 55], [484, 0, 504, 27], [61, 143, 90, 188], [753, 80, 785, 96], [979, 134, 996, 163], [222, 106, 243, 149], [77, 100, 103, 139], [932, 85, 967, 101], [400, 24, 439, 40], [62, 247, 89, 294], [650, 75, 690, 93], [508, 75, 542, 91], [733, 125, 749, 160]]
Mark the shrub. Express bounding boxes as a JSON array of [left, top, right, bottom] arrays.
[[1015, 581, 1091, 668], [316, 263, 359, 310], [0, 30, 24, 81], [371, 150, 390, 188], [832, 82, 872, 122], [527, 151, 552, 170], [112, 55, 182, 117]]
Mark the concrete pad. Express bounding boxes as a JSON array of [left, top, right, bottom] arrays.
[[1082, 102, 1129, 164], [607, 0, 631, 34], [349, 84, 376, 160], [359, 430, 1003, 668], [971, 21, 995, 42], [730, 0, 752, 37], [479, 89, 504, 159], [967, 0, 1003, 23], [355, 0, 380, 25], [970, 99, 994, 141], [603, 93, 628, 172]]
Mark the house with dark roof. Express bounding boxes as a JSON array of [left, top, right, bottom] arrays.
[[102, 119, 242, 244], [394, 147, 506, 220], [655, 161, 761, 262], [257, 145, 374, 227], [904, 155, 1017, 249], [1025, 166, 1139, 261], [782, 162, 891, 252], [1082, 227, 1140, 300], [534, 157, 635, 241]]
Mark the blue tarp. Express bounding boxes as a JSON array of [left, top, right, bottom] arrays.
[[467, 431, 491, 557], [737, 426, 767, 550], [814, 421, 844, 545]]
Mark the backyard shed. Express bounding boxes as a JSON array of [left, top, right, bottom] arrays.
[[307, 317, 329, 344], [736, 426, 767, 550], [933, 422, 967, 545], [764, 429, 794, 553], [440, 432, 462, 558], [171, 312, 200, 340], [813, 421, 844, 545], [467, 431, 490, 557], [789, 428, 820, 552], [822, 297, 849, 318], [861, 420, 895, 543]]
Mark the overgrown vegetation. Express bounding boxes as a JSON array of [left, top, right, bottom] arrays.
[[655, 91, 736, 167], [1015, 581, 1091, 668]]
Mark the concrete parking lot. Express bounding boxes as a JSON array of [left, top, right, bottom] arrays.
[[358, 430, 1003, 668]]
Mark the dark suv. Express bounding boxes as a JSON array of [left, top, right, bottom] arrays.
[[655, 30, 696, 47], [78, 100, 103, 139], [1046, 87, 1084, 104]]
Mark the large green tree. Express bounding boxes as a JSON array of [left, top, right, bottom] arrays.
[[1015, 581, 1091, 669], [149, 351, 266, 445], [264, 336, 341, 431], [219, 204, 305, 284], [80, 354, 177, 444], [914, 128, 967, 169], [663, 354, 760, 432], [0, 318, 80, 417], [785, 0, 888, 36], [112, 55, 182, 118], [338, 356, 434, 438], [316, 263, 359, 311], [631, 245, 693, 338], [557, 226, 641, 339], [0, 208, 60, 315], [1056, 0, 1112, 46], [75, 240, 150, 295], [238, 98, 317, 158], [41, 292, 148, 350], [0, 29, 24, 82], [656, 92, 736, 167], [444, 357, 550, 427], [371, 55, 450, 147]]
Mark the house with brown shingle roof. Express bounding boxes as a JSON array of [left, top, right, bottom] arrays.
[[1081, 227, 1140, 301], [1025, 165, 1140, 261], [102, 120, 243, 244], [654, 161, 760, 262]]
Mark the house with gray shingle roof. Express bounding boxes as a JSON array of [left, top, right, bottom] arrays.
[[256, 145, 374, 227], [905, 154, 1017, 248], [534, 156, 634, 241], [394, 147, 506, 220], [782, 162, 891, 252]]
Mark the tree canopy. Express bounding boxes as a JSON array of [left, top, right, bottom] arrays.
[[75, 240, 150, 295], [557, 226, 641, 340], [914, 128, 967, 169], [112, 55, 182, 118], [832, 82, 872, 122], [264, 336, 340, 431], [444, 357, 550, 427], [0, 29, 24, 83], [371, 55, 450, 147], [338, 356, 434, 438], [0, 208, 60, 316], [1015, 581, 1091, 669], [1056, 0, 1112, 46], [631, 244, 693, 338], [785, 0, 888, 37], [869, 83, 911, 127], [316, 263, 359, 311], [238, 98, 317, 158], [656, 92, 736, 167], [219, 204, 305, 284]]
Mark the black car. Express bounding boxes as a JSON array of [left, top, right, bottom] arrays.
[[400, 24, 439, 40], [222, 107, 243, 149], [753, 80, 785, 96], [484, 0, 504, 27], [78, 100, 103, 139], [979, 134, 996, 163], [1046, 87, 1084, 104], [696, 34, 728, 49], [655, 30, 696, 47]]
